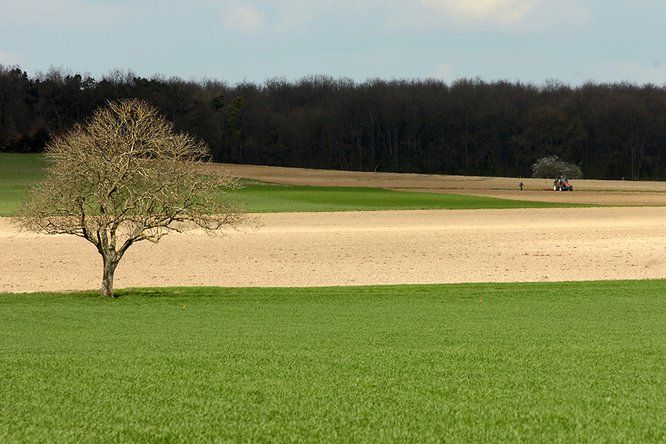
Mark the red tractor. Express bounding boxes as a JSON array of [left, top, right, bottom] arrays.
[[553, 176, 574, 191]]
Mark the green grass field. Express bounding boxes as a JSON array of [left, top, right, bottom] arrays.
[[0, 153, 581, 215], [1, 281, 664, 442], [0, 153, 46, 216], [231, 183, 580, 212]]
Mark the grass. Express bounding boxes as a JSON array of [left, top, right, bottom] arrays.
[[231, 183, 581, 212], [0, 153, 45, 216], [0, 153, 582, 216], [1, 281, 664, 441]]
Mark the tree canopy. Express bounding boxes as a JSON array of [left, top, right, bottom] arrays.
[[1, 66, 665, 180]]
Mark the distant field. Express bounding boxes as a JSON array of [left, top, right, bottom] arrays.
[[219, 163, 666, 206], [0, 153, 582, 215], [1, 281, 664, 441]]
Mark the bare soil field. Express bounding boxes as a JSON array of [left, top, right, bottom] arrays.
[[215, 163, 666, 206], [2, 207, 665, 292]]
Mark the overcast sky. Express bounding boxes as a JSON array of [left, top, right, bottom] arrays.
[[1, 0, 664, 85]]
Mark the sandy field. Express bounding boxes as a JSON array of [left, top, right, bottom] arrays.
[[214, 163, 666, 206], [2, 207, 665, 293]]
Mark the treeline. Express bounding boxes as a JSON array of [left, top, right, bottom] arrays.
[[1, 65, 665, 179]]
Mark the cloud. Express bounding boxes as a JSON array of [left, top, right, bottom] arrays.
[[388, 0, 589, 31], [204, 0, 589, 36], [0, 49, 22, 65], [269, 0, 588, 32], [222, 2, 266, 34], [0, 0, 131, 27], [214, 0, 352, 33], [419, 0, 536, 26]]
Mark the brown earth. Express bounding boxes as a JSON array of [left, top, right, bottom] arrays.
[[212, 163, 666, 206], [2, 207, 665, 293]]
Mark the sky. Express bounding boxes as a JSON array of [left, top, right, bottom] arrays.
[[0, 0, 664, 85]]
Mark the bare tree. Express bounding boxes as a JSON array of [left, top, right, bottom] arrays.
[[15, 99, 246, 297]]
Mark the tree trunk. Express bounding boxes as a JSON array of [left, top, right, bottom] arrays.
[[101, 256, 118, 298]]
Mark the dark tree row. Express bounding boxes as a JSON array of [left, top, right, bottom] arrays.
[[1, 66, 665, 179]]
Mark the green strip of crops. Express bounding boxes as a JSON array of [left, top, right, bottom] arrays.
[[1, 281, 664, 442], [230, 183, 585, 212]]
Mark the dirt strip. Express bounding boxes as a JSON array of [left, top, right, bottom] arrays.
[[1, 207, 665, 293]]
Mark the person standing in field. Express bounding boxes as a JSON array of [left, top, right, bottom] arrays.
[[519, 182, 524, 191]]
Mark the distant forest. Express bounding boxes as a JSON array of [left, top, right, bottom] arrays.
[[1, 66, 665, 179]]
